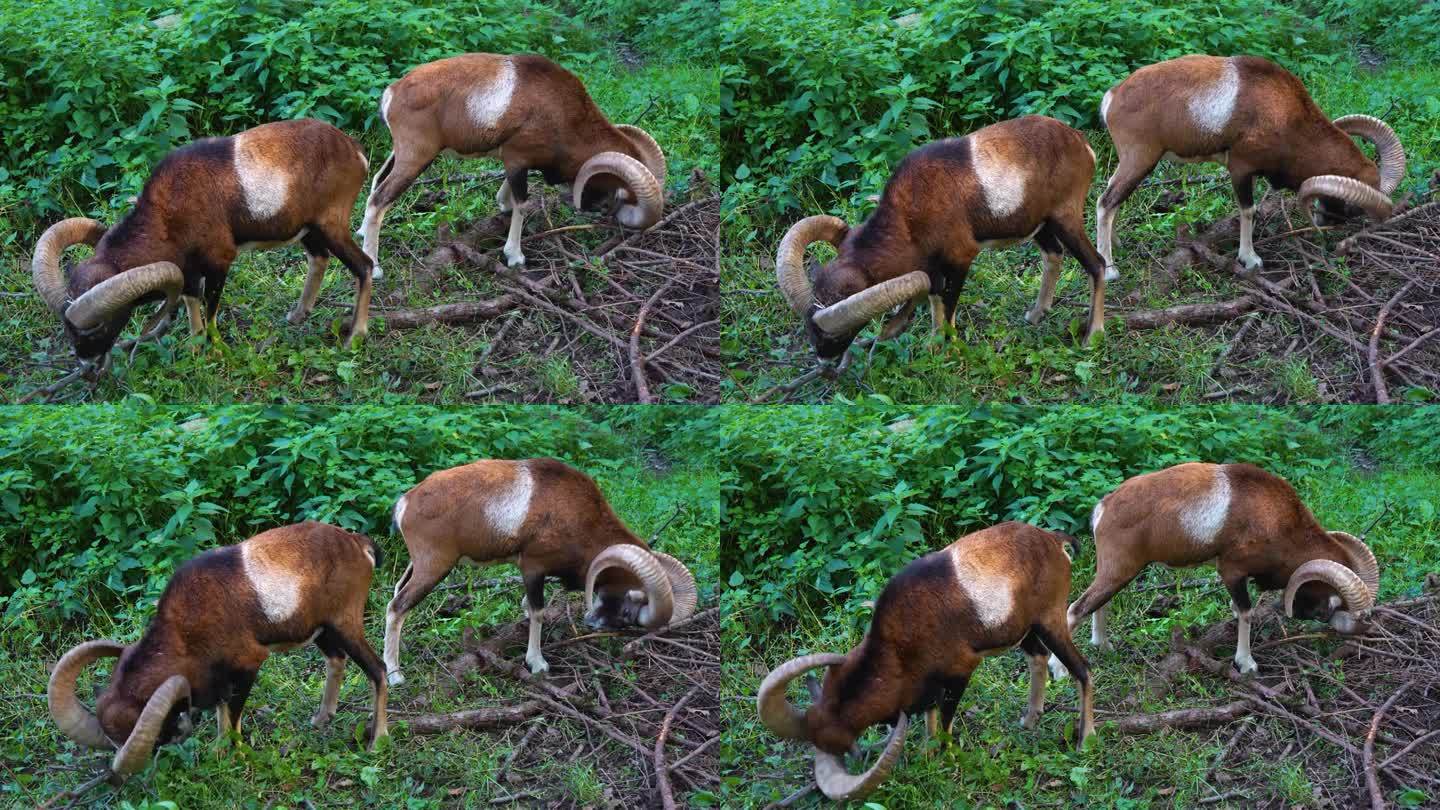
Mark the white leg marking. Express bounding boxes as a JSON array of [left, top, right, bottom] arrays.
[[467, 57, 517, 129], [1096, 202, 1118, 281], [217, 703, 232, 739], [524, 598, 549, 675], [503, 204, 527, 268], [487, 462, 534, 535], [241, 541, 301, 622], [383, 604, 406, 685], [948, 546, 1014, 628], [1090, 603, 1112, 651], [496, 179, 513, 213], [313, 656, 344, 727], [233, 131, 290, 221], [1237, 206, 1262, 270], [1180, 466, 1232, 549], [1234, 605, 1257, 675]]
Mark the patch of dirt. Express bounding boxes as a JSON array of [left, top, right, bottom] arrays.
[[1136, 185, 1440, 402], [403, 596, 720, 808], [1111, 585, 1440, 807], [378, 188, 720, 404]]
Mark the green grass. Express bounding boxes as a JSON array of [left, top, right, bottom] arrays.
[[0, 57, 718, 404], [718, 418, 1440, 807], [722, 60, 1440, 404], [0, 416, 721, 808]]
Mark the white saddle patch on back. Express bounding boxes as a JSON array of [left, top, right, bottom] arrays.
[[234, 132, 290, 221], [241, 541, 302, 623], [1188, 58, 1239, 135], [467, 57, 517, 131], [1180, 466, 1231, 548], [971, 135, 1025, 218], [486, 462, 534, 537], [950, 546, 1014, 628]]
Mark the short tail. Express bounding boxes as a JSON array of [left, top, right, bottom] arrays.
[[1056, 531, 1081, 561], [366, 534, 383, 569]]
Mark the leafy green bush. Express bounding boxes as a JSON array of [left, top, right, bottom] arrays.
[[1311, 0, 1440, 63], [0, 404, 716, 620], [720, 0, 1329, 218], [0, 0, 604, 228], [705, 403, 1434, 631]]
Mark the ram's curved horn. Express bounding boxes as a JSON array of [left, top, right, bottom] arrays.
[[775, 216, 848, 315], [575, 152, 663, 229], [651, 551, 697, 623], [64, 262, 184, 330], [812, 271, 930, 335], [813, 711, 909, 800], [1285, 559, 1373, 619], [616, 125, 667, 189], [756, 652, 845, 740], [1299, 176, 1393, 222], [32, 218, 107, 314], [585, 544, 674, 629], [48, 640, 124, 749], [1327, 531, 1380, 599], [110, 674, 190, 777], [1334, 114, 1406, 196]]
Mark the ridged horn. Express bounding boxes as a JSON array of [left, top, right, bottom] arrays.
[[575, 152, 663, 229], [1285, 559, 1374, 619], [111, 674, 190, 777], [812, 271, 931, 336], [775, 215, 847, 315], [1299, 176, 1393, 222], [814, 711, 909, 800], [756, 652, 845, 740], [651, 550, 697, 623], [31, 218, 107, 315], [1328, 531, 1380, 599], [616, 125, 667, 189], [65, 262, 184, 330], [1334, 114, 1406, 196], [585, 544, 674, 629], [48, 639, 124, 750]]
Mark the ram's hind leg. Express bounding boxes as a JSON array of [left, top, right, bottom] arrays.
[[382, 557, 455, 686], [289, 234, 331, 326], [1096, 147, 1162, 281], [358, 146, 436, 277], [1025, 226, 1066, 326], [1049, 209, 1109, 347], [1018, 633, 1050, 729], [311, 628, 349, 729], [1050, 554, 1144, 679], [1034, 620, 1094, 746], [311, 220, 375, 349]]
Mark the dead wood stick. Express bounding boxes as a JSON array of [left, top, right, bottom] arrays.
[[1378, 729, 1440, 771], [1338, 200, 1440, 254], [1107, 700, 1254, 733], [765, 784, 817, 809], [498, 721, 542, 782], [1382, 326, 1440, 368], [751, 366, 826, 403], [408, 700, 544, 735], [655, 686, 700, 810], [37, 770, 112, 810], [1366, 681, 1415, 810], [668, 734, 720, 773], [645, 319, 719, 363], [622, 607, 720, 659], [630, 279, 676, 403], [1369, 281, 1415, 404], [379, 296, 518, 329], [1120, 296, 1257, 329]]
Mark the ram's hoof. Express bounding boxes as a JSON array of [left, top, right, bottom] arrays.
[[310, 710, 333, 729], [526, 656, 550, 677], [386, 670, 405, 687]]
